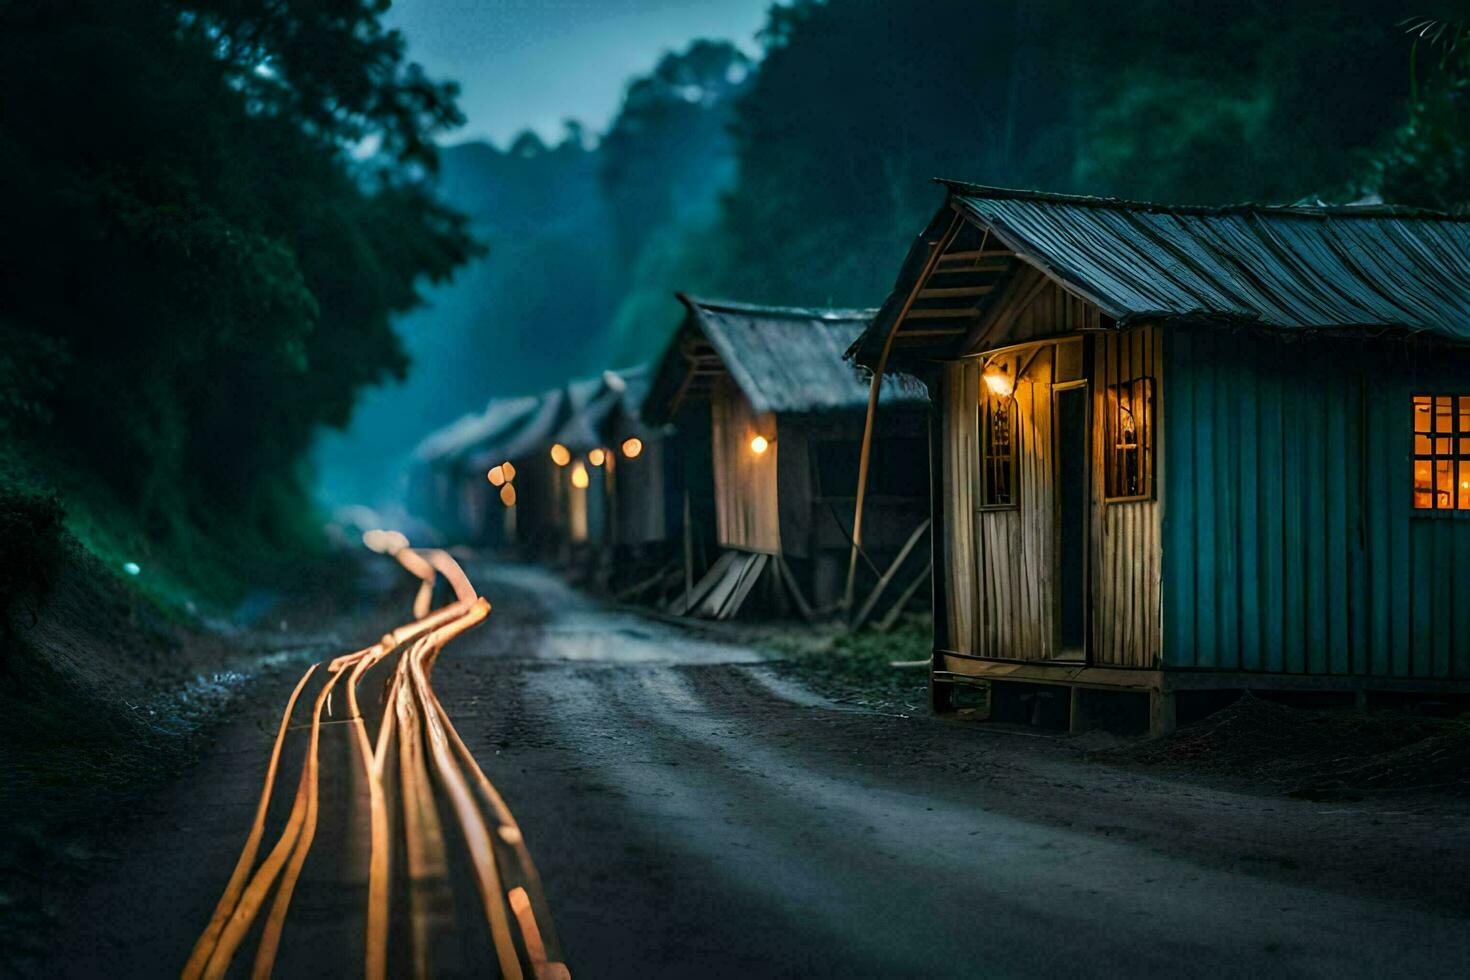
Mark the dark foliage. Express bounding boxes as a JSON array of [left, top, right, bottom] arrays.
[[0, 0, 476, 557], [710, 0, 1412, 308], [1362, 17, 1470, 212]]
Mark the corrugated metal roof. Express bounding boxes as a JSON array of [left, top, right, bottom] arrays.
[[945, 181, 1470, 340], [679, 296, 928, 414]]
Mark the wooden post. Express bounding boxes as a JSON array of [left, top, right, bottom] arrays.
[[1068, 686, 1090, 735], [844, 212, 964, 614], [851, 518, 930, 631], [682, 489, 694, 610], [1149, 688, 1176, 738]]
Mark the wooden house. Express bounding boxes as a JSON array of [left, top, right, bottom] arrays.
[[594, 366, 686, 593], [411, 394, 540, 547], [645, 295, 931, 620], [851, 182, 1470, 733]]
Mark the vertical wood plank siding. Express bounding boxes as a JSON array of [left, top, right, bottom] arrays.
[[975, 349, 1057, 660], [1161, 328, 1470, 677], [710, 379, 781, 554], [1090, 327, 1165, 668]]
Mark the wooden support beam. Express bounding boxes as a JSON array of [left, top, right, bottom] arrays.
[[851, 518, 931, 630], [895, 328, 967, 339], [917, 285, 995, 300], [928, 263, 1011, 276], [938, 249, 1013, 262], [959, 264, 1049, 353], [905, 308, 981, 320], [875, 560, 931, 633]]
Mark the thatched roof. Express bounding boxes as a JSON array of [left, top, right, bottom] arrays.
[[853, 182, 1470, 364], [646, 295, 928, 423]]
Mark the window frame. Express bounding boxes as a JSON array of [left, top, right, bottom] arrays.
[[978, 392, 1018, 511], [1412, 393, 1470, 516], [1103, 375, 1154, 503]]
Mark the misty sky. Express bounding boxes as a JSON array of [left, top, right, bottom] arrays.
[[385, 0, 774, 146]]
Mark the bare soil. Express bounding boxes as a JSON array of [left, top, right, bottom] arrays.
[[18, 560, 1470, 977]]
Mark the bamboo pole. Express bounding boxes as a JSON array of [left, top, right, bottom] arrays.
[[844, 211, 964, 616]]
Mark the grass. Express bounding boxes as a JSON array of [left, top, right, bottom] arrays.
[[763, 613, 933, 708]]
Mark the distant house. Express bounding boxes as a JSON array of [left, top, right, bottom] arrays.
[[852, 182, 1470, 733], [646, 295, 931, 619], [595, 366, 683, 573], [411, 394, 540, 548]]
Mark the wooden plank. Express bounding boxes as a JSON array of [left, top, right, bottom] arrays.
[[716, 552, 769, 620], [697, 550, 753, 618], [905, 308, 982, 320], [917, 285, 996, 299], [928, 264, 1011, 277], [851, 519, 931, 630], [894, 328, 968, 339], [877, 561, 932, 633], [959, 264, 1048, 353], [670, 550, 735, 616], [937, 249, 1013, 263]]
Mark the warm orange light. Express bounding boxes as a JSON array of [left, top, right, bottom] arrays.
[[750, 435, 769, 455], [487, 465, 506, 486], [588, 447, 606, 467], [571, 461, 589, 488], [500, 483, 517, 507], [550, 443, 571, 466], [502, 461, 516, 482], [983, 361, 1014, 398], [621, 437, 643, 459]]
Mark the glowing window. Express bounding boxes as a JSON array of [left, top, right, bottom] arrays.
[[1106, 377, 1154, 501], [1412, 395, 1470, 512], [978, 395, 1016, 508]]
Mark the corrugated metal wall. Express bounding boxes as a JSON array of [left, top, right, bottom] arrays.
[[1091, 327, 1165, 668], [1162, 327, 1470, 677]]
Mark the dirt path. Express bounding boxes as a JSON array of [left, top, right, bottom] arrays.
[[37, 561, 1470, 978]]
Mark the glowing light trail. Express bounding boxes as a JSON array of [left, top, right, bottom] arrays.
[[184, 542, 566, 979]]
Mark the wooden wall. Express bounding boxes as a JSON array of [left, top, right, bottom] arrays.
[[1161, 328, 1470, 678], [1090, 326, 1164, 668], [1003, 278, 1106, 344], [974, 348, 1057, 660], [608, 433, 668, 546], [938, 324, 1166, 667], [710, 378, 781, 554]]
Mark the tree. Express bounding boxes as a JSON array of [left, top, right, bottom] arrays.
[[0, 0, 476, 545], [1362, 17, 1470, 213]]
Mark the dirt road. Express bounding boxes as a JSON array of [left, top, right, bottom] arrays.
[[39, 562, 1470, 978]]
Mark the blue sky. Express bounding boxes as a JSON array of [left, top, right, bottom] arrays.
[[385, 0, 775, 146]]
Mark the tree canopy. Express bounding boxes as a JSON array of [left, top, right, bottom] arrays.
[[0, 0, 476, 544]]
